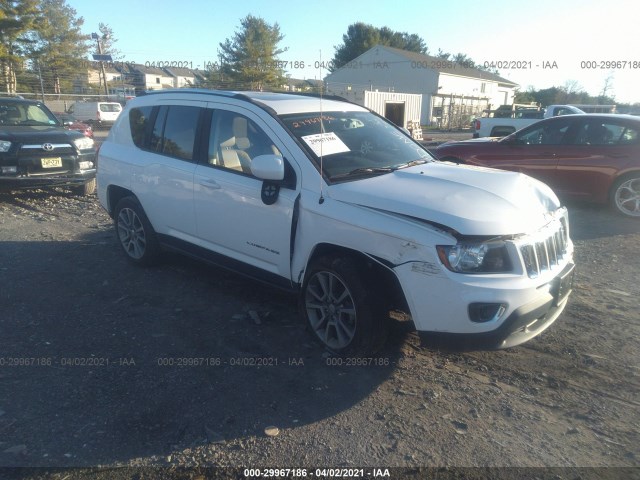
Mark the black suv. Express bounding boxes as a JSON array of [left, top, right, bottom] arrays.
[[0, 97, 97, 195]]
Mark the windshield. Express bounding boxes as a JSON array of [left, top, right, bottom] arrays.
[[0, 100, 60, 127], [280, 111, 432, 180]]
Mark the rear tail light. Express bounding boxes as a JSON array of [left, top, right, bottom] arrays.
[[474, 120, 480, 130]]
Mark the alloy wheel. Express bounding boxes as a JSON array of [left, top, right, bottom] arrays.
[[117, 207, 147, 259], [305, 271, 357, 350], [615, 178, 640, 217]]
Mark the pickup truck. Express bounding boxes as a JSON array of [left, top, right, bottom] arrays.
[[473, 105, 585, 138]]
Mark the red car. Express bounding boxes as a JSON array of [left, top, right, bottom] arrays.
[[434, 114, 640, 218], [54, 112, 94, 139]]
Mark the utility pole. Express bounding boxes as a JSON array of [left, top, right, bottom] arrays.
[[92, 32, 110, 97], [36, 60, 45, 102]]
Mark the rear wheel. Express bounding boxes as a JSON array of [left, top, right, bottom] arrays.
[[610, 174, 640, 218], [300, 255, 388, 355], [113, 196, 160, 265]]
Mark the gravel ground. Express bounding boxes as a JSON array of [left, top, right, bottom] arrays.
[[0, 183, 638, 480]]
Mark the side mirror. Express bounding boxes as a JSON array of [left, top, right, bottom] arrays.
[[251, 154, 284, 181], [251, 154, 285, 205]]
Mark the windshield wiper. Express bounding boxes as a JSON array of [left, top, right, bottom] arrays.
[[330, 166, 395, 180], [394, 159, 429, 169]]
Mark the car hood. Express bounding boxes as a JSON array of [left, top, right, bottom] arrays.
[[328, 162, 560, 236], [0, 125, 82, 143], [438, 137, 501, 148]]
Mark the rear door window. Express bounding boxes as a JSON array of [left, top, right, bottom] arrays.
[[129, 106, 153, 148], [150, 106, 168, 152], [160, 105, 201, 161], [132, 104, 203, 161], [574, 119, 639, 145]]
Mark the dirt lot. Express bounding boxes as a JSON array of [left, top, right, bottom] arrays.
[[0, 184, 639, 480]]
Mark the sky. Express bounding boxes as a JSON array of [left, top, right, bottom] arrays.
[[65, 0, 639, 104]]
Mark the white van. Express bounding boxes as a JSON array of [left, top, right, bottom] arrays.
[[70, 101, 122, 127]]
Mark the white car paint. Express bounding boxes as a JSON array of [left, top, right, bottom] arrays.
[[326, 162, 561, 236], [98, 90, 575, 350]]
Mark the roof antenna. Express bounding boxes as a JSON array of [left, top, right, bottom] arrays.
[[318, 49, 325, 204]]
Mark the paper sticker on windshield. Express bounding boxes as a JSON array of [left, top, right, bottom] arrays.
[[301, 132, 350, 156]]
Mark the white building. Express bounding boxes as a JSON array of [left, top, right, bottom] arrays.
[[129, 64, 174, 92], [325, 45, 519, 126], [74, 63, 122, 94], [164, 67, 198, 88]]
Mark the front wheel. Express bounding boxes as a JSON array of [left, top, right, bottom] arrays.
[[300, 256, 388, 355], [610, 175, 640, 218], [113, 196, 160, 265], [72, 178, 96, 196]]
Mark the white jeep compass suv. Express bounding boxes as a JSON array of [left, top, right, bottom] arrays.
[[97, 89, 575, 355]]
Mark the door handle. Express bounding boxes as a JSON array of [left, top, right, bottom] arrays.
[[199, 178, 221, 189]]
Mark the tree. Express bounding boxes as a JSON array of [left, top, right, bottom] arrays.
[[599, 72, 614, 102], [514, 87, 537, 104], [452, 53, 473, 66], [96, 22, 122, 60], [517, 85, 616, 107], [0, 0, 39, 93], [378, 26, 427, 54], [25, 0, 88, 95], [563, 79, 583, 96], [330, 22, 428, 71], [217, 15, 286, 90]]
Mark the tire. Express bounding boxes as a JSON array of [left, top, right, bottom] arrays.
[[113, 196, 161, 265], [610, 174, 640, 218], [300, 255, 388, 355], [72, 178, 96, 196]]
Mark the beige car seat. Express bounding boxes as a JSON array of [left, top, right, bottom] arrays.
[[218, 117, 252, 172]]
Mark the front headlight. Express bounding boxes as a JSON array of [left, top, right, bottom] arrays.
[[436, 241, 512, 273], [0, 140, 11, 153], [73, 137, 94, 150]]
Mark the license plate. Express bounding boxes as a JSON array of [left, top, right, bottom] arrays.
[[553, 263, 575, 306], [41, 157, 62, 168]]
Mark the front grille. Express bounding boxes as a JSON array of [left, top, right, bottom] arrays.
[[20, 144, 75, 157], [520, 217, 569, 278]]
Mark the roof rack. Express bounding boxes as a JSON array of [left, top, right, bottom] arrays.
[[139, 88, 350, 104], [141, 88, 237, 98]]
